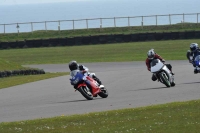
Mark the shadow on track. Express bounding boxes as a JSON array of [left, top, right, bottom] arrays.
[[56, 98, 102, 103], [181, 81, 200, 85], [132, 87, 167, 91]]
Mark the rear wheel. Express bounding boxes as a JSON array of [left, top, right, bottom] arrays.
[[159, 72, 171, 87], [98, 87, 108, 98], [78, 86, 93, 100]]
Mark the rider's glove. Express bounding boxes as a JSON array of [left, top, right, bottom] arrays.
[[161, 59, 165, 63]]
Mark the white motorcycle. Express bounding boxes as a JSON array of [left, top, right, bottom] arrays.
[[150, 59, 175, 87]]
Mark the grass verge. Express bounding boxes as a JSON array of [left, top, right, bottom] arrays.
[[0, 39, 197, 64], [0, 72, 69, 89], [0, 99, 199, 133]]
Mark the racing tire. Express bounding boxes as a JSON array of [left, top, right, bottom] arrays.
[[78, 86, 93, 100], [171, 82, 175, 87], [159, 72, 171, 87], [98, 87, 108, 98]]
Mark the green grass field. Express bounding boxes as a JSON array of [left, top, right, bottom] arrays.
[[0, 39, 195, 65]]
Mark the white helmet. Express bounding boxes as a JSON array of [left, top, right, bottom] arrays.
[[190, 43, 199, 52], [147, 49, 155, 60]]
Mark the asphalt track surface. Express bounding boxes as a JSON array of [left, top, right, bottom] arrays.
[[0, 61, 200, 123]]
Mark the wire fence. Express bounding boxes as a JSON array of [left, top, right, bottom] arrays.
[[0, 13, 199, 34]]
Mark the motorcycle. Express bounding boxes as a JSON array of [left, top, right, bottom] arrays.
[[70, 70, 108, 100], [193, 55, 200, 73], [150, 59, 175, 87]]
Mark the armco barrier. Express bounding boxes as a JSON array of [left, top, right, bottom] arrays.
[[1, 31, 200, 49]]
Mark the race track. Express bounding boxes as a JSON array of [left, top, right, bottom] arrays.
[[0, 61, 200, 123]]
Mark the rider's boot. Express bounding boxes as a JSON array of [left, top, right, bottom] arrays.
[[92, 75, 102, 85]]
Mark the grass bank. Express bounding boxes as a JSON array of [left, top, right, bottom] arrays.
[[1, 23, 200, 41], [0, 99, 199, 133]]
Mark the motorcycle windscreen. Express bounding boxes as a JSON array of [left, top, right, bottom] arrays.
[[194, 55, 200, 66], [150, 59, 164, 73], [70, 70, 84, 85]]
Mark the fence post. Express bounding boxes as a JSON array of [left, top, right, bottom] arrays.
[[169, 14, 171, 25], [156, 15, 157, 26], [4, 24, 5, 34], [86, 19, 88, 29], [183, 13, 185, 23], [58, 20, 60, 32], [128, 16, 130, 27], [73, 20, 74, 31], [99, 18, 102, 32], [16, 23, 20, 35], [31, 22, 33, 33], [141, 16, 143, 30], [114, 17, 116, 27], [45, 21, 47, 32], [197, 13, 199, 23]]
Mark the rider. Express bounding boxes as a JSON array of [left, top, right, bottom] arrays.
[[145, 49, 174, 81], [186, 43, 200, 74], [69, 60, 102, 87]]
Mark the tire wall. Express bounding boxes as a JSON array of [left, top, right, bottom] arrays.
[[0, 31, 200, 49]]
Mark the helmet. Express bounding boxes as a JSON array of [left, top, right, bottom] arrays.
[[190, 43, 199, 52], [147, 49, 155, 60], [69, 60, 78, 71]]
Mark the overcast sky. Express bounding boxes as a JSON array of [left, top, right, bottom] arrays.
[[0, 0, 95, 5]]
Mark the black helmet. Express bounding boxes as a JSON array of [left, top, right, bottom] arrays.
[[190, 43, 199, 52], [69, 60, 78, 71]]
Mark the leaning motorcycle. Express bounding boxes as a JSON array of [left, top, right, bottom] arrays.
[[193, 55, 200, 73], [150, 59, 175, 87], [70, 70, 108, 100]]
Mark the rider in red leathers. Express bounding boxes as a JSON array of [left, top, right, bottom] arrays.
[[145, 49, 174, 81]]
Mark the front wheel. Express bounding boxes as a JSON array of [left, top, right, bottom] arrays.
[[159, 72, 171, 87], [98, 87, 108, 98], [78, 86, 93, 100]]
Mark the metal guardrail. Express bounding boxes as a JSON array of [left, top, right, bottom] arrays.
[[0, 13, 199, 34]]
